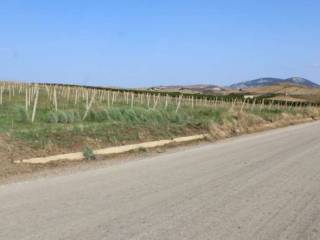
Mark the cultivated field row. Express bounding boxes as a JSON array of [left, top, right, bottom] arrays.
[[0, 81, 317, 123], [0, 80, 319, 179]]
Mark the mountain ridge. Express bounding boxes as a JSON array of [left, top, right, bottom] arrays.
[[230, 77, 319, 89]]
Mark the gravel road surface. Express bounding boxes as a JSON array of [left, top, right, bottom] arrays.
[[1, 121, 320, 240]]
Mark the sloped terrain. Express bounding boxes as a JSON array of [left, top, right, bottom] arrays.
[[230, 77, 319, 89]]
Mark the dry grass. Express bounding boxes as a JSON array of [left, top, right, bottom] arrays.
[[208, 108, 320, 141]]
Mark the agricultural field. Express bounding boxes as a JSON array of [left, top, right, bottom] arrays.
[[151, 82, 320, 103], [242, 83, 320, 103], [0, 81, 319, 179]]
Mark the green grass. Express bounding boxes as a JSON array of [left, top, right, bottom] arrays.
[[12, 106, 224, 148], [0, 90, 316, 151]]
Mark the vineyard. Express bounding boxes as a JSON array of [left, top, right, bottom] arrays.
[[0, 80, 319, 178], [0, 81, 317, 124], [0, 82, 318, 148]]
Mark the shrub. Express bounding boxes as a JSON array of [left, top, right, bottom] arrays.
[[47, 112, 58, 123], [57, 111, 68, 123], [133, 107, 149, 122], [167, 111, 182, 123], [47, 111, 79, 124], [87, 110, 97, 122], [85, 109, 110, 122], [122, 108, 138, 122], [65, 111, 75, 123], [107, 108, 123, 121], [82, 146, 96, 160]]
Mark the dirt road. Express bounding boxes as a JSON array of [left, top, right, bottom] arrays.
[[1, 121, 320, 240]]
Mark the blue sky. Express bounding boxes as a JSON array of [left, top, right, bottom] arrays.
[[1, 0, 320, 87]]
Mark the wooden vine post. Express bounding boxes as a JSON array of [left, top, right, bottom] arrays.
[[31, 88, 39, 123]]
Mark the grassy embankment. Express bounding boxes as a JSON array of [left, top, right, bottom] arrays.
[[0, 88, 318, 155], [0, 83, 319, 179]]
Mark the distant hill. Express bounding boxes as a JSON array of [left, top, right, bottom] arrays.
[[230, 77, 319, 89], [148, 84, 224, 94]]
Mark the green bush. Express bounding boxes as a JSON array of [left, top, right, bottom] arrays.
[[47, 111, 79, 124], [47, 112, 58, 123], [87, 110, 97, 122], [83, 146, 96, 160], [122, 108, 138, 122], [57, 111, 68, 123], [107, 108, 123, 121]]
